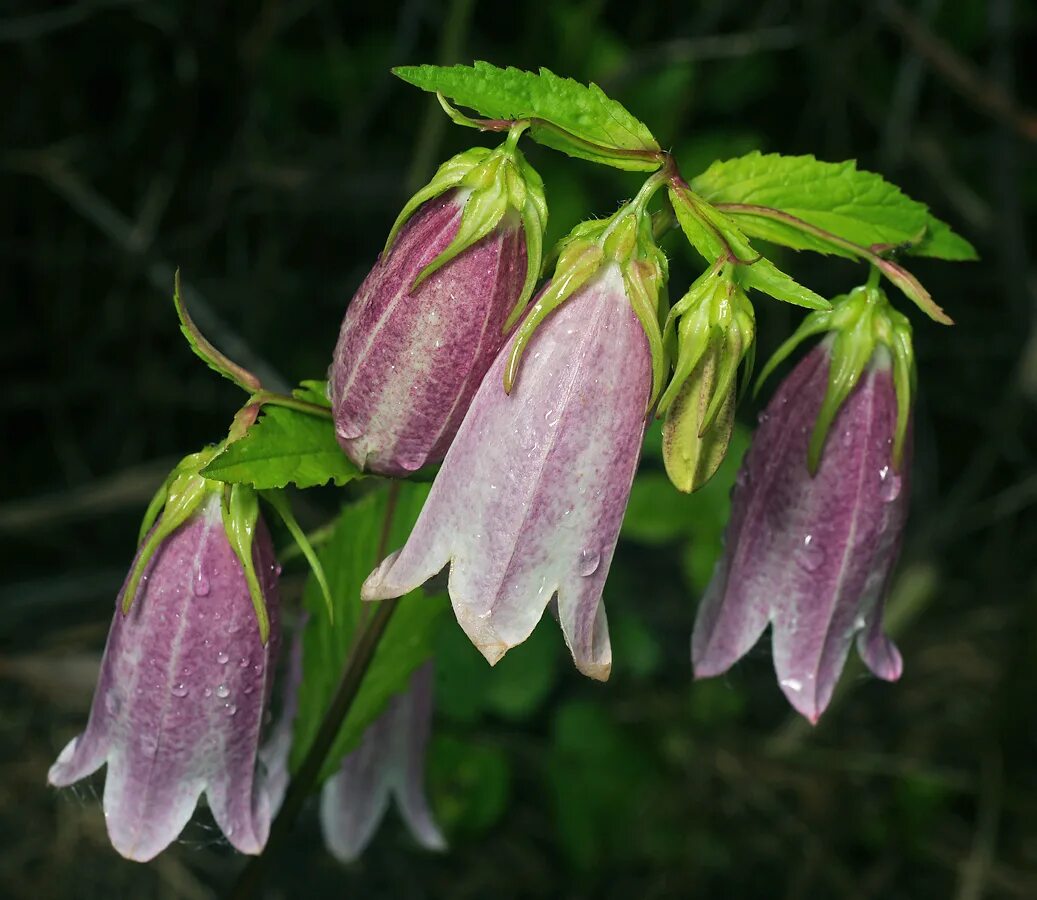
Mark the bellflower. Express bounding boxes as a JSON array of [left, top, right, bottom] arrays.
[[363, 188, 668, 679], [48, 457, 280, 861], [320, 662, 445, 862], [329, 135, 547, 475], [692, 282, 915, 722]]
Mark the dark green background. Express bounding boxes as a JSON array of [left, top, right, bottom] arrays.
[[3, 1, 1036, 897]]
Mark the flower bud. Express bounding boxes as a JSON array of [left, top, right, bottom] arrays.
[[329, 137, 547, 475], [692, 281, 914, 722], [658, 263, 755, 492], [48, 486, 281, 861]]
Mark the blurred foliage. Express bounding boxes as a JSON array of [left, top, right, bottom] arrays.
[[3, 1, 1036, 899]]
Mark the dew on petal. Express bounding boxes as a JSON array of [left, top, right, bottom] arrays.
[[794, 534, 825, 572], [224, 703, 237, 717], [878, 465, 902, 502], [216, 650, 230, 665], [215, 684, 230, 699], [578, 548, 601, 577], [780, 678, 803, 693], [193, 571, 211, 597], [203, 687, 213, 698], [171, 683, 189, 698]]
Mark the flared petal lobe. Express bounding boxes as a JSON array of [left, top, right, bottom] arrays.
[[319, 662, 445, 862], [329, 191, 527, 475], [48, 495, 281, 861], [363, 265, 652, 680], [692, 343, 909, 722]]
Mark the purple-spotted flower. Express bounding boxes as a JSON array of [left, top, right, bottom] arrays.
[[48, 452, 281, 861], [692, 280, 914, 722], [320, 662, 445, 862], [329, 131, 547, 475], [363, 181, 669, 679]]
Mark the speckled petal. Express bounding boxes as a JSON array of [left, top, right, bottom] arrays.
[[692, 342, 908, 723], [329, 191, 527, 475], [319, 663, 444, 862], [363, 265, 652, 680], [48, 495, 281, 861]]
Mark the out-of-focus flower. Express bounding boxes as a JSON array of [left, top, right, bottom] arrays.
[[692, 281, 914, 722], [48, 456, 280, 861], [329, 133, 547, 475], [319, 663, 445, 862], [363, 182, 668, 679]]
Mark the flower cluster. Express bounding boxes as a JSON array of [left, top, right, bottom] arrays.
[[50, 95, 945, 870]]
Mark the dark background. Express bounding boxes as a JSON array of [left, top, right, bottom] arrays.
[[3, 0, 1036, 897]]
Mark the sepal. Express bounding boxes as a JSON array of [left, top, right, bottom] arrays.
[[220, 483, 271, 644], [124, 449, 219, 615]]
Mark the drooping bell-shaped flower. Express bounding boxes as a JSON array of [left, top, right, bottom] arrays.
[[692, 279, 915, 722], [48, 452, 281, 861], [363, 181, 669, 679], [329, 129, 547, 475], [319, 662, 445, 862]]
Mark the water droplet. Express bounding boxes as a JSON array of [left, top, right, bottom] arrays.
[[171, 682, 189, 698], [253, 663, 263, 675], [238, 656, 250, 668], [216, 651, 230, 665], [795, 534, 825, 572], [226, 622, 241, 635], [878, 465, 902, 502], [224, 703, 237, 717], [757, 411, 770, 425], [216, 684, 230, 699], [854, 615, 867, 631], [780, 678, 803, 693], [842, 429, 854, 447], [193, 571, 211, 597], [203, 687, 213, 698], [578, 548, 601, 576], [243, 685, 254, 695], [181, 666, 191, 676]]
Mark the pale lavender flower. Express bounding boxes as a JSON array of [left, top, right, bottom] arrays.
[[692, 341, 909, 722], [329, 191, 528, 476], [362, 264, 653, 679], [48, 494, 281, 861], [320, 663, 445, 862]]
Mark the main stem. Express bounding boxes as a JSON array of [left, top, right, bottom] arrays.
[[228, 482, 402, 899]]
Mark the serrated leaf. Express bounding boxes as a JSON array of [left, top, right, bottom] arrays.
[[394, 62, 660, 171], [291, 483, 449, 782], [201, 405, 361, 490], [691, 152, 974, 261]]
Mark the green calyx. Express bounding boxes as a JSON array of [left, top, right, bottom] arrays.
[[658, 260, 756, 492], [385, 123, 548, 331], [220, 482, 272, 644], [504, 171, 670, 406], [756, 270, 915, 474], [124, 448, 221, 618]]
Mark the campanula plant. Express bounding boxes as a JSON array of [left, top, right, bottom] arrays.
[[46, 61, 976, 882]]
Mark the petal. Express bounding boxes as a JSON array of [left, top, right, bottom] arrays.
[[389, 663, 446, 852], [365, 265, 651, 677], [319, 717, 395, 863], [330, 191, 527, 475]]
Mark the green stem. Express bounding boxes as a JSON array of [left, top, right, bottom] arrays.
[[227, 483, 402, 899], [248, 390, 333, 420]]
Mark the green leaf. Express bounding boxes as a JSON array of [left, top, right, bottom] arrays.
[[291, 379, 331, 408], [291, 483, 450, 781], [690, 151, 975, 261], [201, 405, 361, 490], [393, 62, 661, 171]]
